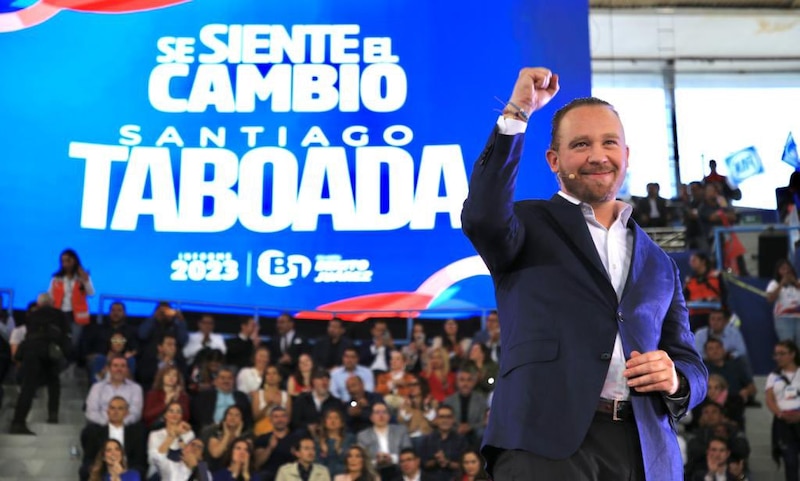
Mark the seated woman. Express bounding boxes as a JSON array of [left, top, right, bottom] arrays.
[[375, 350, 417, 412], [463, 343, 499, 394], [142, 365, 190, 430], [212, 437, 262, 481], [147, 401, 195, 480], [286, 353, 315, 396], [252, 365, 292, 436], [333, 444, 379, 481], [90, 333, 136, 384], [456, 449, 489, 481], [397, 374, 435, 442], [432, 319, 470, 371], [315, 408, 355, 477], [88, 439, 141, 481], [237, 345, 270, 396], [202, 405, 250, 472], [419, 347, 455, 403]]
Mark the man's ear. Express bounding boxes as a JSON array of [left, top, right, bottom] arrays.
[[545, 149, 559, 173]]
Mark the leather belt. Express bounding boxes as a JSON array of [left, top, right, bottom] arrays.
[[596, 398, 633, 422]]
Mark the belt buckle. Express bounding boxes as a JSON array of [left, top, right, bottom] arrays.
[[612, 399, 622, 422]]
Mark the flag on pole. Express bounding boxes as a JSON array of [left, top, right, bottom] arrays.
[[783, 132, 800, 169]]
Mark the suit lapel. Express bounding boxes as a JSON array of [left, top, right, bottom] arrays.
[[547, 195, 612, 286]]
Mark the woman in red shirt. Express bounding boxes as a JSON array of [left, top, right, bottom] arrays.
[[419, 347, 455, 402]]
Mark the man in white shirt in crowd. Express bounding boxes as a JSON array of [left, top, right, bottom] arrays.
[[80, 396, 146, 480], [330, 347, 375, 402], [183, 314, 227, 366], [85, 355, 143, 426], [694, 309, 749, 361]]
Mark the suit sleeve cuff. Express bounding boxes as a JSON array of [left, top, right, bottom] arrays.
[[662, 372, 690, 418], [496, 115, 528, 136]]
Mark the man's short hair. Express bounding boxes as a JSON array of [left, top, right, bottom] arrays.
[[311, 368, 330, 380], [399, 447, 417, 458]]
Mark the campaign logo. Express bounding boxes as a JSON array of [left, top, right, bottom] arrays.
[[257, 249, 312, 288], [0, 0, 188, 33]]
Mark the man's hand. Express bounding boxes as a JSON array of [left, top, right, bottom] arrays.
[[504, 67, 560, 120], [623, 350, 680, 395]]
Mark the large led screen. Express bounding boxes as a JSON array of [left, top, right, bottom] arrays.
[[0, 0, 591, 316]]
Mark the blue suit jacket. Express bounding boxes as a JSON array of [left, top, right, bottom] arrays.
[[461, 128, 707, 481]]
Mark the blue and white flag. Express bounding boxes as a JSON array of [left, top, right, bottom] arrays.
[[782, 132, 800, 169], [724, 146, 764, 186]]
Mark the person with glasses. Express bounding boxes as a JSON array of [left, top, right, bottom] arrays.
[[356, 401, 412, 480], [767, 340, 800, 481], [418, 405, 466, 481]]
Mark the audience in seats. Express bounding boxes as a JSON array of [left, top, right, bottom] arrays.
[[360, 320, 394, 377], [213, 436, 262, 481], [402, 323, 431, 374], [137, 333, 187, 392], [226, 316, 261, 371], [397, 375, 436, 441], [80, 396, 146, 481], [470, 311, 501, 364], [703, 338, 756, 408], [85, 354, 143, 426], [287, 353, 315, 396], [292, 369, 344, 434], [432, 320, 469, 371], [187, 348, 225, 394], [269, 312, 309, 378], [634, 182, 670, 228], [276, 436, 330, 481], [91, 332, 137, 384], [454, 449, 488, 481], [254, 406, 299, 481], [392, 448, 434, 481], [694, 308, 749, 361], [84, 301, 139, 381], [685, 401, 750, 478], [88, 438, 142, 481], [48, 248, 95, 358], [683, 251, 724, 332], [419, 347, 455, 403], [331, 347, 375, 402], [190, 365, 253, 434], [142, 365, 190, 430], [203, 405, 250, 472], [463, 343, 498, 395], [443, 370, 486, 448], [314, 317, 354, 371], [147, 400, 194, 479], [345, 375, 385, 434], [356, 401, 412, 480], [183, 314, 227, 366], [376, 350, 417, 411], [333, 444, 377, 481], [252, 365, 292, 436], [237, 344, 271, 398], [767, 258, 800, 347], [418, 405, 467, 481], [765, 340, 800, 481], [138, 302, 188, 361], [315, 408, 355, 478]]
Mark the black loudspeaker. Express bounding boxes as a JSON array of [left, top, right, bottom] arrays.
[[759, 231, 789, 278]]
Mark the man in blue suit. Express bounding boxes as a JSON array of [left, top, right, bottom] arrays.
[[461, 67, 707, 481]]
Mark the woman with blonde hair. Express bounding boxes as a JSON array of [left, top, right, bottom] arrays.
[[88, 439, 140, 481], [252, 364, 292, 435], [333, 444, 379, 481], [419, 347, 455, 402]]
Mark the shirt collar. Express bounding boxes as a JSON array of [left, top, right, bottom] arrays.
[[557, 191, 633, 227]]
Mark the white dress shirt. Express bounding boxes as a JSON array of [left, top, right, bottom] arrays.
[[183, 331, 227, 365]]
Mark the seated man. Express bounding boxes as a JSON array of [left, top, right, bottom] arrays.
[[292, 369, 344, 434], [330, 347, 375, 402], [703, 338, 756, 405], [694, 309, 748, 360], [190, 365, 252, 433], [83, 301, 139, 375], [226, 316, 261, 370], [254, 407, 300, 481], [152, 436, 212, 481], [313, 317, 353, 370], [183, 314, 227, 367], [443, 370, 487, 448], [85, 355, 143, 426], [419, 405, 467, 481], [345, 375, 385, 434], [391, 448, 436, 481], [137, 333, 187, 392], [275, 436, 331, 481], [80, 396, 146, 481], [356, 401, 412, 480]]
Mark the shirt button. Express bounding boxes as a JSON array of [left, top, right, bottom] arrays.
[[617, 311, 624, 322], [600, 353, 612, 360]]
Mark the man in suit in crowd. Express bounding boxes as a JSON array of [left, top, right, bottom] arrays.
[[635, 182, 670, 228], [275, 436, 331, 481], [461, 67, 707, 480], [269, 312, 308, 377], [471, 311, 501, 363], [190, 366, 252, 433], [226, 316, 261, 370], [313, 317, 353, 370], [443, 370, 487, 448], [291, 369, 344, 434], [419, 405, 467, 481], [136, 333, 187, 391], [9, 293, 68, 434], [80, 396, 146, 480], [391, 448, 436, 481], [357, 401, 412, 480]]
